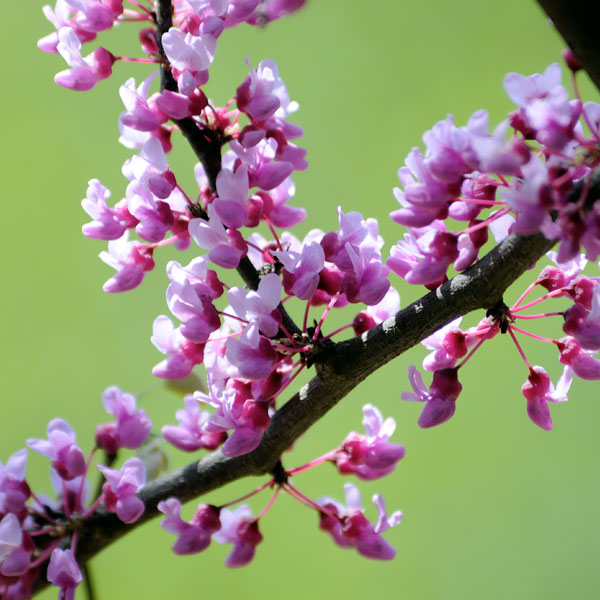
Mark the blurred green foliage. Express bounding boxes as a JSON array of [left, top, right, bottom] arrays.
[[2, 1, 600, 599]]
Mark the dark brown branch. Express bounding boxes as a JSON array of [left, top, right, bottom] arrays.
[[156, 0, 222, 192], [536, 0, 600, 93], [63, 229, 554, 570]]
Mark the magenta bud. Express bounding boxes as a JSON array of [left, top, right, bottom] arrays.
[[562, 48, 582, 73]]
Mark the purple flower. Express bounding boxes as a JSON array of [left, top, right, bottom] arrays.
[[228, 273, 282, 336], [166, 277, 221, 344], [161, 27, 216, 95], [54, 27, 115, 91], [318, 483, 402, 560], [557, 336, 600, 380], [158, 497, 221, 555], [122, 137, 176, 200], [521, 365, 572, 431], [390, 147, 461, 228], [27, 419, 86, 481], [151, 315, 205, 380], [95, 386, 152, 454], [67, 0, 124, 33], [342, 243, 390, 306], [119, 74, 167, 133], [275, 242, 325, 300], [39, 1, 95, 54], [332, 404, 405, 480], [263, 177, 306, 228], [500, 156, 561, 238], [189, 205, 247, 269], [402, 366, 462, 428], [213, 505, 263, 568], [504, 63, 563, 107], [98, 457, 145, 523], [197, 383, 271, 457], [99, 232, 155, 293], [0, 449, 29, 515], [81, 179, 130, 241], [236, 58, 286, 121], [563, 285, 600, 351], [0, 512, 32, 578], [167, 257, 223, 301], [47, 548, 82, 600], [225, 322, 279, 381], [161, 396, 227, 451], [230, 138, 294, 192], [212, 165, 250, 228]]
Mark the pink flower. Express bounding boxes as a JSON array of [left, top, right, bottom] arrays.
[[119, 74, 167, 133], [236, 58, 285, 121], [27, 419, 85, 481], [213, 505, 263, 567], [212, 165, 251, 229], [521, 365, 572, 431], [275, 242, 325, 300], [228, 273, 282, 336], [158, 497, 221, 555], [98, 457, 146, 523], [197, 382, 271, 457], [225, 323, 279, 381], [66, 0, 124, 33], [47, 549, 82, 600], [161, 27, 216, 95], [0, 449, 30, 515], [332, 404, 405, 480], [162, 396, 226, 451], [122, 137, 176, 200], [189, 205, 247, 269], [81, 179, 131, 240], [318, 483, 402, 560], [151, 316, 205, 380], [54, 27, 115, 91], [0, 513, 32, 577], [95, 386, 152, 454], [99, 232, 155, 293], [402, 366, 462, 428]]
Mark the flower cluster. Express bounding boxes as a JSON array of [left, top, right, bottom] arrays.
[[0, 386, 150, 598], [388, 63, 600, 288], [23, 0, 600, 595]]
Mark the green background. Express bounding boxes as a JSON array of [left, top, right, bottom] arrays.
[[2, 1, 600, 599]]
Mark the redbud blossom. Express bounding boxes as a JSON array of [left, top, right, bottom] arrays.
[[402, 366, 462, 428], [47, 548, 82, 600], [318, 484, 402, 560], [158, 497, 221, 555], [213, 505, 263, 568], [98, 457, 146, 524], [27, 420, 85, 481], [332, 405, 406, 480], [95, 386, 152, 454]]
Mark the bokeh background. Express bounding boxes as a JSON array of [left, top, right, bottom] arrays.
[[3, 1, 600, 598]]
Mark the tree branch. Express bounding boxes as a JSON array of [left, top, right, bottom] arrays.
[[63, 229, 554, 570], [536, 0, 600, 93]]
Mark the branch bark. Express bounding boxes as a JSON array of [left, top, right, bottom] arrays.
[[536, 0, 600, 92]]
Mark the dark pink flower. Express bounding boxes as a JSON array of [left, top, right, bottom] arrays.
[[158, 497, 221, 555], [98, 458, 145, 523], [27, 420, 85, 481], [318, 484, 402, 560]]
